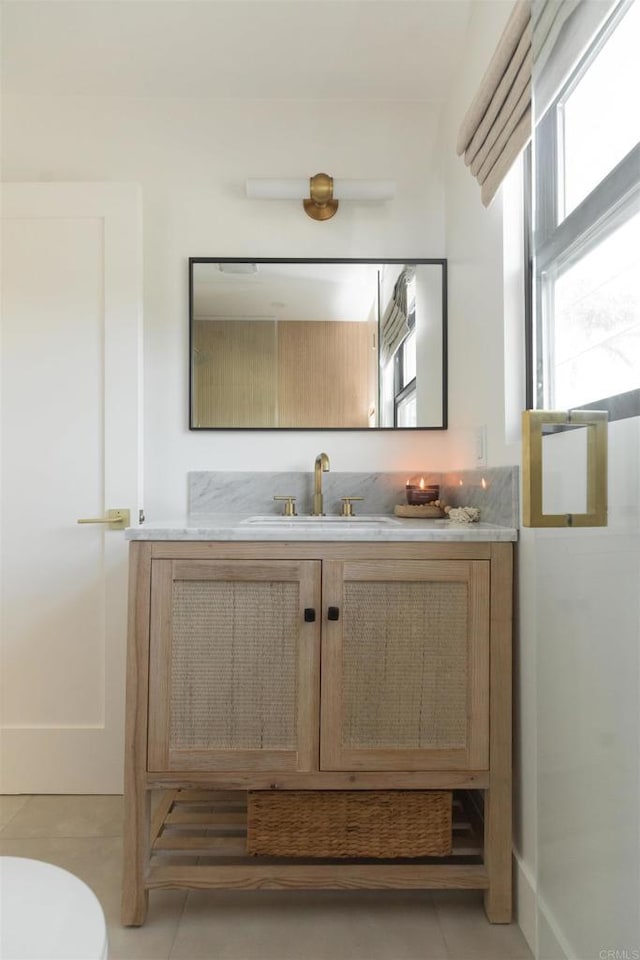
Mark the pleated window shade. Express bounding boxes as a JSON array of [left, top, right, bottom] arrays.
[[380, 267, 413, 366], [457, 0, 532, 207]]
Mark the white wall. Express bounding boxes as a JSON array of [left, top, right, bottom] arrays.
[[525, 417, 640, 960], [2, 94, 460, 518], [438, 0, 521, 472], [437, 0, 539, 948]]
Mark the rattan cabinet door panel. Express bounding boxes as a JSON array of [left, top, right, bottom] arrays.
[[320, 560, 490, 771], [148, 559, 321, 773]]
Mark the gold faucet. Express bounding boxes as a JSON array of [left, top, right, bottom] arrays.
[[312, 452, 330, 515]]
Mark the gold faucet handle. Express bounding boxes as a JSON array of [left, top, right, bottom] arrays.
[[273, 496, 297, 517], [340, 497, 364, 518]]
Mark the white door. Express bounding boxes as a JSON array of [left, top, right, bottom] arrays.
[[1, 182, 142, 793]]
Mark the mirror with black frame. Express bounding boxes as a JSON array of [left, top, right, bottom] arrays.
[[189, 258, 447, 430]]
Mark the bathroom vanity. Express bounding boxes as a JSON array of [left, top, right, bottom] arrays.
[[121, 515, 515, 926]]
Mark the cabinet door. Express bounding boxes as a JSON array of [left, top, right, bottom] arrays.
[[148, 559, 321, 773], [321, 560, 490, 771]]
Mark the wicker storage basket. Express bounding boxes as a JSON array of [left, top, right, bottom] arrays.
[[247, 790, 452, 858]]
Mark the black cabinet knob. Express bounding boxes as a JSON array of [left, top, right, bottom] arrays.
[[328, 606, 340, 621], [304, 608, 316, 622]]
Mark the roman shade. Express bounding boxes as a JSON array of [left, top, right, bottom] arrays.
[[380, 267, 413, 366], [457, 0, 532, 207]]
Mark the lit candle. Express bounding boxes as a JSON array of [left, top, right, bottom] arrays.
[[406, 476, 439, 505]]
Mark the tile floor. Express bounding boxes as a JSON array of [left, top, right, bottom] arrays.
[[0, 795, 533, 960]]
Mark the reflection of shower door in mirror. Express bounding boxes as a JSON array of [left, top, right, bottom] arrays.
[[0, 183, 142, 792]]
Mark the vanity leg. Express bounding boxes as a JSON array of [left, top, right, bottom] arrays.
[[483, 778, 512, 922], [121, 785, 150, 926], [484, 543, 513, 923]]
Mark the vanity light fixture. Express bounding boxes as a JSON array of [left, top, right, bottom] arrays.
[[245, 173, 396, 221]]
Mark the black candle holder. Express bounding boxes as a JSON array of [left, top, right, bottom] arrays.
[[406, 477, 439, 505]]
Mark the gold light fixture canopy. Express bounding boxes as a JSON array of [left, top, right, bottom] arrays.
[[304, 173, 339, 221]]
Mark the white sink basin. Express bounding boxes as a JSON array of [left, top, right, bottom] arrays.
[[241, 514, 400, 528]]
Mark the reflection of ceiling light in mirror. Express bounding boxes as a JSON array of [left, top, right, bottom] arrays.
[[218, 262, 258, 274]]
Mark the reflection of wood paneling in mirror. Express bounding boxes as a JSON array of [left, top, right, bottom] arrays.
[[277, 322, 373, 428], [193, 321, 276, 427]]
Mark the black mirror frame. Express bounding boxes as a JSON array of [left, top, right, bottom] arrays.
[[188, 257, 448, 431]]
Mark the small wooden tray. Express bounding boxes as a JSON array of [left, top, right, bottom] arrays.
[[394, 504, 445, 519]]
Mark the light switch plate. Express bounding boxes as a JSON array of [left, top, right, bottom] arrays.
[[475, 425, 487, 466]]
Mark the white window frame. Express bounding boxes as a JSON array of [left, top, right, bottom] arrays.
[[532, 0, 640, 417]]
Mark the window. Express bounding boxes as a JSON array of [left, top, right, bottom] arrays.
[[532, 0, 640, 417], [393, 279, 417, 426], [559, 0, 640, 218], [550, 211, 639, 408], [380, 272, 418, 427]]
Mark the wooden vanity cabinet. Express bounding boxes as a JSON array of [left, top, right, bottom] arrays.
[[122, 540, 512, 927], [321, 558, 490, 772], [147, 559, 321, 774]]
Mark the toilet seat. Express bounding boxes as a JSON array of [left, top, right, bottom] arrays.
[[0, 857, 108, 960]]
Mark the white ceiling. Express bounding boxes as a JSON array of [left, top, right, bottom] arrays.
[[2, 0, 472, 101], [193, 261, 383, 323]]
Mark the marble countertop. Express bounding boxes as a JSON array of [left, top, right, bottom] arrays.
[[125, 514, 518, 542]]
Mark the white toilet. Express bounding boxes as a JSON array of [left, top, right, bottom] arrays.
[[0, 857, 108, 960]]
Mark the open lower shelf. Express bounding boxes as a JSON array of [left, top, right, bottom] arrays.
[[146, 789, 488, 892]]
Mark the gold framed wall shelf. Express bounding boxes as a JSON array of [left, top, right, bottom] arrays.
[[522, 409, 608, 527], [189, 258, 447, 431]]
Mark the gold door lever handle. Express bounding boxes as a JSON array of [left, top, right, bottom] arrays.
[[77, 509, 130, 530]]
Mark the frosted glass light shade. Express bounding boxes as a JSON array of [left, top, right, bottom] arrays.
[[246, 178, 395, 200], [333, 179, 395, 200], [246, 179, 309, 199]]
